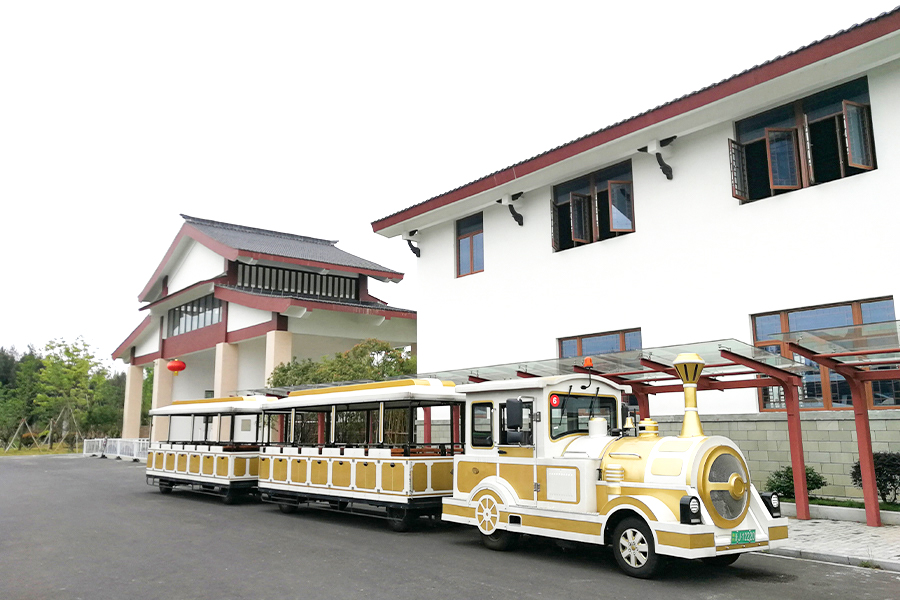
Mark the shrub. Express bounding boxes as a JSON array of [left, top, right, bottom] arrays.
[[765, 465, 828, 498], [851, 452, 900, 504]]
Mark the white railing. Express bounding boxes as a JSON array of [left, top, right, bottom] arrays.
[[83, 438, 150, 461]]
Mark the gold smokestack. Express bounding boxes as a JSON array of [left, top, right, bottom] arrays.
[[673, 353, 705, 438]]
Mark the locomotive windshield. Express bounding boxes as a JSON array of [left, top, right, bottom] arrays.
[[549, 394, 616, 439]]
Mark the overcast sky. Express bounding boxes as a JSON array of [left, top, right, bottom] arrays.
[[1, 1, 897, 368]]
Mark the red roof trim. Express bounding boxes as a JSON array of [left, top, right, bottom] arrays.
[[237, 251, 404, 281], [371, 10, 900, 233], [139, 277, 226, 311], [133, 351, 161, 367], [225, 318, 279, 344], [112, 315, 153, 360], [214, 287, 417, 320]]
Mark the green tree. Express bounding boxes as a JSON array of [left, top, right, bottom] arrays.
[[33, 339, 98, 426], [268, 339, 417, 387], [142, 365, 154, 426]]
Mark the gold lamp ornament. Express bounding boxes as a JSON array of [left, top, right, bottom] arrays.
[[673, 353, 705, 438]]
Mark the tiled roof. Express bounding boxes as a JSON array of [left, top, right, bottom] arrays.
[[218, 285, 417, 315], [182, 215, 402, 276], [372, 6, 900, 231]]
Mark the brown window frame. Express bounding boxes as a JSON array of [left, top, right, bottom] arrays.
[[456, 213, 484, 278], [558, 327, 642, 358], [752, 296, 896, 412]]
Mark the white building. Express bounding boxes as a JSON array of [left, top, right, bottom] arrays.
[[373, 9, 900, 419], [114, 215, 416, 439]]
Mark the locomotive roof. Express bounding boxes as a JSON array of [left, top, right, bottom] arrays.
[[150, 395, 275, 416]]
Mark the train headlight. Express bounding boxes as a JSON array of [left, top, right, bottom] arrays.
[[680, 495, 702, 525], [761, 492, 781, 518], [697, 447, 751, 529]]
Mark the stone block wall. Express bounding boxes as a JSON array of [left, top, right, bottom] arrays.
[[653, 411, 900, 499]]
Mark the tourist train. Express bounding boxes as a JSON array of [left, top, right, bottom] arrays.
[[146, 353, 787, 578]]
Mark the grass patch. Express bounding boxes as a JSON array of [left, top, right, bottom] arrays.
[[0, 445, 83, 457], [782, 497, 900, 512]]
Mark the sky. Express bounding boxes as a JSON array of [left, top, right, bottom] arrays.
[[1, 1, 898, 369]]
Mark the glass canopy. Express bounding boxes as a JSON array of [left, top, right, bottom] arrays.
[[770, 320, 900, 366]]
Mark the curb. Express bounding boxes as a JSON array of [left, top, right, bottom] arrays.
[[766, 548, 900, 573]]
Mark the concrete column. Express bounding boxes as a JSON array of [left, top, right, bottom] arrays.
[[121, 365, 144, 439], [214, 342, 239, 398], [264, 330, 293, 384], [151, 358, 174, 442]]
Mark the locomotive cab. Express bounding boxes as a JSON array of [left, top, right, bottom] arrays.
[[442, 354, 788, 578]]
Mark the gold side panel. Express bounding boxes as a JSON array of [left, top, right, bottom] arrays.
[[177, 453, 188, 472], [288, 379, 423, 397], [311, 459, 328, 485], [596, 485, 608, 509], [650, 458, 683, 476], [356, 461, 376, 489], [155, 452, 165, 470], [599, 497, 658, 521], [216, 456, 229, 477], [147, 452, 155, 465], [716, 541, 768, 551], [189, 454, 200, 474], [518, 513, 603, 536], [457, 461, 497, 494], [442, 503, 474, 519], [499, 463, 534, 502], [619, 486, 686, 517], [165, 453, 175, 471], [273, 457, 288, 482], [291, 458, 307, 484], [381, 462, 405, 492], [202, 455, 214, 475], [657, 531, 715, 549], [658, 439, 696, 453], [431, 462, 453, 492], [333, 461, 351, 488], [259, 457, 271, 480], [769, 525, 788, 541], [600, 437, 657, 481], [536, 466, 580, 504], [248, 457, 259, 477], [234, 457, 247, 477], [412, 463, 428, 492], [499, 447, 534, 458]]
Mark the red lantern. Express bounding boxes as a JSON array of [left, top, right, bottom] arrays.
[[167, 359, 186, 376]]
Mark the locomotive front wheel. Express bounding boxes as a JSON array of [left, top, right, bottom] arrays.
[[475, 496, 500, 535], [612, 517, 664, 579], [701, 554, 740, 567], [481, 530, 520, 552]]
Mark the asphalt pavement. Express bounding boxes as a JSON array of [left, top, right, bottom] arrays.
[[1, 454, 898, 600]]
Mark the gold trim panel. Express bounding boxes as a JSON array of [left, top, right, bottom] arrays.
[[657, 531, 715, 549], [769, 525, 788, 541], [716, 541, 768, 551]]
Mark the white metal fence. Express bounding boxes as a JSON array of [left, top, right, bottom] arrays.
[[83, 438, 150, 461]]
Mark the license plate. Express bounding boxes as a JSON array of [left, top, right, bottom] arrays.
[[731, 529, 756, 544]]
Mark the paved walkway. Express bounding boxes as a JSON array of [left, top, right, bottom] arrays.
[[769, 517, 900, 572]]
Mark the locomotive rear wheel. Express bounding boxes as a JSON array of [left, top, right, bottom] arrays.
[[612, 517, 664, 579], [159, 483, 173, 494], [481, 530, 520, 552], [702, 554, 740, 567], [278, 503, 299, 514], [223, 489, 238, 505]]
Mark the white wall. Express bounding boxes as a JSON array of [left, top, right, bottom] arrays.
[[168, 240, 226, 294], [286, 309, 416, 344], [236, 336, 266, 391], [411, 62, 900, 416], [171, 348, 216, 401], [227, 303, 272, 332], [134, 321, 160, 356]]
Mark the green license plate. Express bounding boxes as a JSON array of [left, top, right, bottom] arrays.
[[731, 529, 756, 544]]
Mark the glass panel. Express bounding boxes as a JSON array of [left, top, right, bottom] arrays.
[[844, 101, 875, 169], [549, 394, 616, 439], [829, 373, 852, 408], [737, 104, 796, 143], [729, 140, 749, 201], [803, 78, 869, 122], [560, 339, 578, 359], [456, 213, 483, 236], [570, 193, 593, 243], [766, 128, 801, 189], [471, 403, 493, 447], [871, 377, 900, 407], [553, 176, 590, 206], [862, 299, 895, 324], [334, 410, 367, 445], [582, 333, 621, 355], [624, 330, 642, 351], [788, 305, 853, 332], [473, 232, 484, 272], [754, 314, 782, 341], [458, 237, 471, 276], [293, 411, 321, 445], [383, 407, 409, 445], [608, 181, 634, 232]]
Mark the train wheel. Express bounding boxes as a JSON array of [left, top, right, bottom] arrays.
[[386, 507, 415, 532], [278, 503, 298, 514], [612, 517, 664, 579], [475, 496, 500, 535], [481, 530, 520, 552], [223, 489, 238, 505], [328, 500, 349, 511], [159, 483, 173, 494], [702, 554, 740, 567]]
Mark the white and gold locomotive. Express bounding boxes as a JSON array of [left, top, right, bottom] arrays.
[[442, 353, 787, 578]]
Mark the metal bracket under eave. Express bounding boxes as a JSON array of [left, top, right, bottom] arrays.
[[638, 136, 676, 180], [403, 230, 420, 257], [497, 192, 524, 226]]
